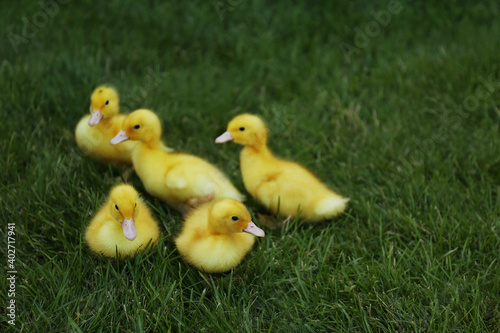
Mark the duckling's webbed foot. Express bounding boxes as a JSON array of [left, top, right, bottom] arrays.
[[183, 192, 216, 211], [120, 165, 135, 182], [257, 213, 293, 230]]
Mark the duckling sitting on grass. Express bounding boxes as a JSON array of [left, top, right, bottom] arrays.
[[216, 113, 349, 222], [175, 198, 265, 273], [110, 109, 245, 211], [85, 184, 161, 258], [75, 86, 137, 164]]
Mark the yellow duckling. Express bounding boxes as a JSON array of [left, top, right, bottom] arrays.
[[215, 114, 349, 222], [175, 198, 265, 273], [85, 184, 161, 258], [75, 85, 137, 164], [110, 109, 245, 210]]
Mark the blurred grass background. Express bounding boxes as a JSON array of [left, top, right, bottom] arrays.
[[1, 0, 500, 331]]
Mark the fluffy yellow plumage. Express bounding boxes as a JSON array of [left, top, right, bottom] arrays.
[[75, 86, 137, 164], [175, 198, 265, 273], [216, 114, 349, 222], [110, 109, 245, 211], [85, 184, 161, 258]]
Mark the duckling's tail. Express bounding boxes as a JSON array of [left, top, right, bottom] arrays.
[[224, 190, 246, 203], [159, 141, 175, 152], [314, 196, 349, 219]]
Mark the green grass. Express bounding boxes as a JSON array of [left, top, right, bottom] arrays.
[[1, 0, 500, 331]]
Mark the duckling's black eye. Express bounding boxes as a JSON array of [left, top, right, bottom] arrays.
[[115, 204, 119, 210], [239, 127, 245, 131], [133, 125, 140, 130], [231, 216, 239, 221], [105, 100, 109, 105]]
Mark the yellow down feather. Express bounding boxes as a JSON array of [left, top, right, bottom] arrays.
[[111, 109, 245, 211], [175, 198, 264, 273], [216, 114, 349, 222], [75, 85, 137, 164], [85, 184, 161, 258]]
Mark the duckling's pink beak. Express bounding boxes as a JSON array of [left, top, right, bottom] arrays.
[[122, 218, 137, 241], [215, 131, 233, 143], [110, 130, 130, 145], [243, 221, 265, 237], [88, 109, 103, 126]]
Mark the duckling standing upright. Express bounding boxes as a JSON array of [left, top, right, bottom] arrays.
[[175, 198, 265, 273], [75, 86, 137, 164], [85, 184, 161, 258], [110, 109, 245, 211], [215, 114, 349, 222]]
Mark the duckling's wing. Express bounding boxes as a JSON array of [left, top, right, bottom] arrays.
[[164, 164, 216, 198], [255, 164, 320, 206], [253, 171, 283, 207], [165, 171, 188, 190]]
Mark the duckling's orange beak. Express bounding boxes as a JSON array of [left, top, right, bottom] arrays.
[[122, 217, 137, 241], [88, 109, 103, 126], [243, 221, 265, 237], [215, 131, 233, 143], [110, 130, 130, 145]]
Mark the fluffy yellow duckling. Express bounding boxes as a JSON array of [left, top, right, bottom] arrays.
[[75, 86, 137, 164], [215, 114, 349, 222], [175, 198, 265, 273], [110, 109, 245, 211], [85, 184, 161, 258]]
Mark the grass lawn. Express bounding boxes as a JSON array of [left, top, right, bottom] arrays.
[[1, 0, 500, 331]]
